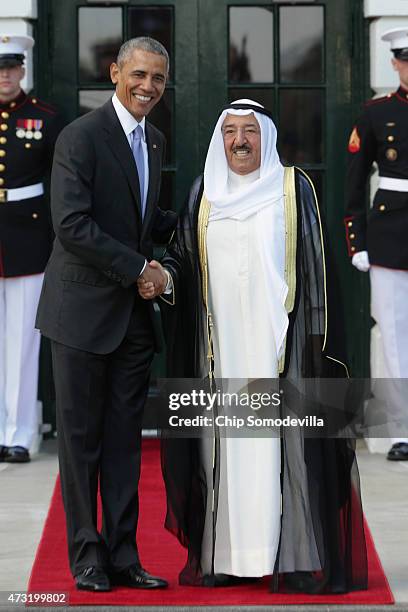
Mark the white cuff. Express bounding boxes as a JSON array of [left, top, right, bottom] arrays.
[[163, 269, 173, 294], [139, 260, 147, 276]]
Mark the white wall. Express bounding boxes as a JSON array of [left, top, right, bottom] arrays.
[[0, 0, 37, 92]]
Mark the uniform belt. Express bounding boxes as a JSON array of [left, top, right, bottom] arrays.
[[0, 182, 44, 204], [379, 177, 408, 192]]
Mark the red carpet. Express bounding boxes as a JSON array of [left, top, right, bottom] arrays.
[[28, 440, 394, 606]]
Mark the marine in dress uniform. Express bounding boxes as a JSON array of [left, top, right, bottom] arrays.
[[0, 35, 62, 463], [345, 27, 408, 461]]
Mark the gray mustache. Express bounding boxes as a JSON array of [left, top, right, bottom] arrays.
[[232, 146, 251, 153]]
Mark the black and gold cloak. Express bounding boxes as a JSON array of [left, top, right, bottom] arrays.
[[160, 168, 368, 593]]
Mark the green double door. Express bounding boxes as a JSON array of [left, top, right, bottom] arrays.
[[37, 0, 368, 376]]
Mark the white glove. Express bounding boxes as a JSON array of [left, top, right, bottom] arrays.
[[351, 251, 370, 272]]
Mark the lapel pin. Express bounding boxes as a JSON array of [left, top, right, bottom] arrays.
[[153, 144, 157, 149]]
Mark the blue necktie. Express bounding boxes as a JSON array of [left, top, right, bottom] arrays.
[[132, 125, 145, 218]]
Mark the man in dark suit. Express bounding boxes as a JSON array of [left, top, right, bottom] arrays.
[[36, 37, 174, 592]]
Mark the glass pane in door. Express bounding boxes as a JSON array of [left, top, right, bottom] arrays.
[[78, 7, 122, 83], [279, 89, 324, 164], [279, 6, 324, 83], [229, 7, 274, 83]]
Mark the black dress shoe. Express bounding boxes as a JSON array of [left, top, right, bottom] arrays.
[[204, 573, 259, 587], [0, 445, 8, 462], [4, 446, 30, 463], [284, 571, 324, 594], [110, 566, 168, 589], [387, 442, 408, 461], [75, 567, 111, 592]]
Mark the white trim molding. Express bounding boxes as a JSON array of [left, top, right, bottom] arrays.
[[365, 0, 408, 18], [0, 0, 37, 19]]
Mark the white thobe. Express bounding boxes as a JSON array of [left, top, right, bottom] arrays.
[[202, 170, 281, 577]]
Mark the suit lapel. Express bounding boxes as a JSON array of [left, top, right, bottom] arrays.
[[102, 100, 143, 219], [142, 123, 162, 232]]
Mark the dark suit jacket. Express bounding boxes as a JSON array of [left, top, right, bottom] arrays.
[[36, 98, 171, 354]]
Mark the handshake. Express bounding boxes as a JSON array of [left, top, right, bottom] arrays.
[[137, 260, 170, 300]]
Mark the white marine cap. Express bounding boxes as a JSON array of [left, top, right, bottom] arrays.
[[0, 34, 34, 67], [381, 27, 408, 60]]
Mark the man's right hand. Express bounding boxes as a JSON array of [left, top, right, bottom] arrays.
[[351, 251, 370, 272], [137, 260, 168, 299]]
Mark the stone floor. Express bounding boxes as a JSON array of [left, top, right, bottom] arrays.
[[0, 439, 407, 609]]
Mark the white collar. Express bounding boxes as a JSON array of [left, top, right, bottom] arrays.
[[112, 93, 146, 140], [227, 168, 260, 193]]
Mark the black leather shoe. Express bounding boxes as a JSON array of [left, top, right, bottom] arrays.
[[110, 566, 168, 589], [204, 573, 259, 587], [387, 442, 408, 461], [4, 446, 30, 463], [75, 567, 111, 592], [284, 571, 324, 594], [0, 445, 8, 462]]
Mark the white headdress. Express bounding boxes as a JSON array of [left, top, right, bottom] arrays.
[[204, 99, 285, 220]]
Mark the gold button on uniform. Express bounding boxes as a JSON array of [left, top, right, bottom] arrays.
[[379, 204, 386, 211], [0, 178, 4, 186], [0, 137, 7, 144], [25, 143, 31, 149], [350, 233, 355, 239], [9, 101, 16, 108], [348, 221, 353, 227], [0, 124, 8, 131], [0, 150, 5, 157], [387, 135, 394, 142], [1, 112, 9, 119], [0, 164, 5, 172], [32, 98, 37, 104], [32, 213, 38, 219], [351, 246, 356, 252]]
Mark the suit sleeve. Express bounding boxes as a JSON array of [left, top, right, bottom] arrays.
[[344, 109, 376, 256], [51, 125, 146, 288]]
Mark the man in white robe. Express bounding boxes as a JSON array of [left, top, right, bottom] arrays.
[[140, 100, 368, 594]]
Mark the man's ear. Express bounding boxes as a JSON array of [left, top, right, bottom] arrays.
[[20, 65, 25, 80], [391, 57, 398, 72], [110, 62, 119, 84]]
